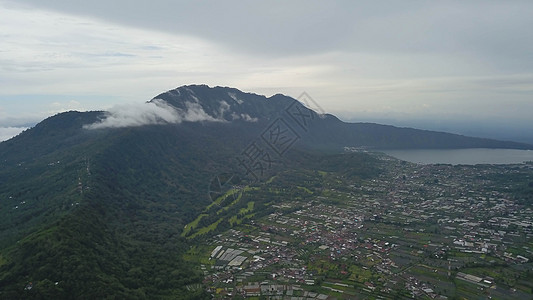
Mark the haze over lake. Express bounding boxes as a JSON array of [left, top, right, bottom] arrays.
[[379, 148, 533, 165]]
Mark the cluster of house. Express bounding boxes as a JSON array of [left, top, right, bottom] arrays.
[[201, 159, 533, 298]]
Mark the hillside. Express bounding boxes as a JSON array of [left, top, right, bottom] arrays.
[[0, 84, 532, 298], [0, 115, 248, 298], [0, 110, 380, 298]]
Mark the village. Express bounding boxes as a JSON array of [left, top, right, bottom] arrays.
[[190, 158, 533, 299]]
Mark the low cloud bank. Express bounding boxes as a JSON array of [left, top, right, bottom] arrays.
[[231, 112, 258, 122], [0, 127, 28, 142], [84, 99, 224, 129]]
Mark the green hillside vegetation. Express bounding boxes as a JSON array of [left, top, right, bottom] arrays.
[[229, 202, 255, 226], [2, 85, 531, 298], [181, 214, 209, 237], [188, 218, 224, 239], [180, 151, 382, 240], [0, 106, 381, 298], [0, 113, 259, 298]]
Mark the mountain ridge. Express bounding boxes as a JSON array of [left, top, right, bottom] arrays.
[[149, 84, 532, 150], [0, 84, 532, 298], [2, 84, 532, 165]]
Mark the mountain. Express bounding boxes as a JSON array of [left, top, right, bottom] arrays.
[[0, 84, 532, 298], [150, 84, 533, 150]]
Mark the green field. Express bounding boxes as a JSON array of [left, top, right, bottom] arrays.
[[182, 213, 209, 237]]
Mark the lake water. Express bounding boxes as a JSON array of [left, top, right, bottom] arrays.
[[378, 148, 533, 165]]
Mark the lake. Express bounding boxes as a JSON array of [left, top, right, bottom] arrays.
[[378, 148, 533, 165]]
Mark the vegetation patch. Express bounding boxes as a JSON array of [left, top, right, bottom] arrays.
[[182, 213, 209, 237], [189, 218, 224, 239]]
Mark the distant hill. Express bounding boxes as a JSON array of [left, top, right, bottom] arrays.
[[149, 84, 533, 150], [0, 84, 532, 298]]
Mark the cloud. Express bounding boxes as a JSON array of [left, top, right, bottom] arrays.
[[181, 101, 222, 123], [217, 100, 230, 118], [0, 127, 28, 142], [230, 112, 258, 122], [2, 0, 533, 142], [7, 0, 533, 63], [84, 99, 224, 129]]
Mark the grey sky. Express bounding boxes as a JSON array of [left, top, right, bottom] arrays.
[[1, 0, 533, 142]]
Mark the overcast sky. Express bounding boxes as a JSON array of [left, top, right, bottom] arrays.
[[1, 0, 533, 142]]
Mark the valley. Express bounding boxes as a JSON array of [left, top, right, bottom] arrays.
[[184, 153, 533, 299]]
